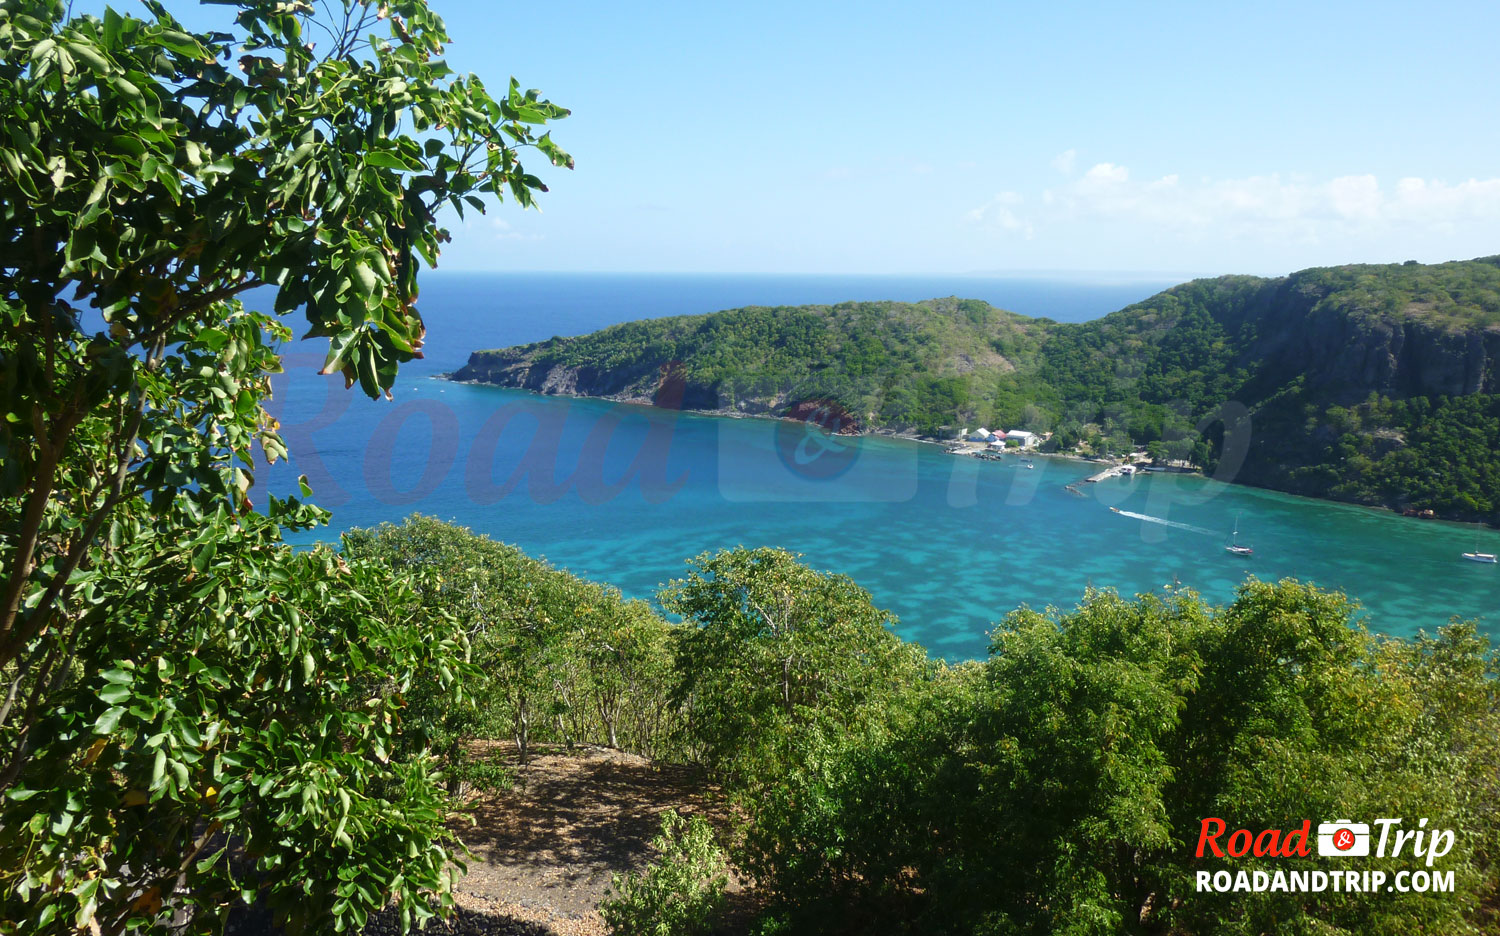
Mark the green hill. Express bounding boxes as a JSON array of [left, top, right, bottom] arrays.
[[452, 256, 1500, 522]]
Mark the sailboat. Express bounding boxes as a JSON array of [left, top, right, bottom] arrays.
[[1225, 513, 1253, 556], [1462, 526, 1497, 563]]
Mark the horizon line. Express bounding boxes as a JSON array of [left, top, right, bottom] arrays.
[[427, 267, 1216, 283]]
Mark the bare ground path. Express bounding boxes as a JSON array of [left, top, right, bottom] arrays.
[[449, 742, 732, 935], [227, 743, 748, 936]]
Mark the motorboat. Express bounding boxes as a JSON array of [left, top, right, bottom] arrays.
[[1463, 527, 1496, 563]]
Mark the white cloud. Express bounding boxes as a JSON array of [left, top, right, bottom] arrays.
[[967, 191, 1034, 239], [1387, 176, 1500, 224], [1051, 148, 1077, 175], [1327, 174, 1382, 221], [1036, 163, 1500, 241], [451, 214, 544, 242], [1080, 161, 1129, 186]]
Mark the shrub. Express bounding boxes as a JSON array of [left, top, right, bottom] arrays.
[[601, 810, 729, 936]]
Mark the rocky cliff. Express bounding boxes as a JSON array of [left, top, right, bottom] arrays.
[[452, 347, 727, 411], [1228, 270, 1500, 403]]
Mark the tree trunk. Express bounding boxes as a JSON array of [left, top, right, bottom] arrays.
[[514, 698, 530, 765]]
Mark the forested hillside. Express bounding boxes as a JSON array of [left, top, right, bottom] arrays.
[[454, 256, 1500, 522]]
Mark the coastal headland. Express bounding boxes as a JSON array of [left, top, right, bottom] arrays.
[[450, 256, 1500, 525]]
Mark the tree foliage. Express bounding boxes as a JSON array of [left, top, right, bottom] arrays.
[[600, 810, 729, 936], [2, 518, 473, 935], [662, 546, 927, 786], [721, 582, 1500, 936], [343, 515, 682, 763], [0, 0, 569, 931]]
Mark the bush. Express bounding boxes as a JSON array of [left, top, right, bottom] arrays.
[[601, 810, 729, 936]]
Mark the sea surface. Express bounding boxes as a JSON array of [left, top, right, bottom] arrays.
[[259, 272, 1500, 660]]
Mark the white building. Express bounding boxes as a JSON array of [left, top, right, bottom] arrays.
[[1006, 429, 1038, 449], [970, 427, 993, 441]]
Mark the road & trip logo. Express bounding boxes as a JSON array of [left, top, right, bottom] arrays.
[[1193, 817, 1457, 894]]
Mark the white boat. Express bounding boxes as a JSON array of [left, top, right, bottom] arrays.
[[1225, 513, 1253, 557], [1463, 527, 1496, 563]]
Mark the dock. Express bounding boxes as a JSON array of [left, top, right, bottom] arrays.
[[1083, 465, 1127, 483]]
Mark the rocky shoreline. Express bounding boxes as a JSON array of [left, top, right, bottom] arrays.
[[444, 373, 1153, 475], [446, 373, 985, 450], [442, 374, 1500, 530]]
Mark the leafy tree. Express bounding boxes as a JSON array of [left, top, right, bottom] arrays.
[[343, 515, 552, 761], [662, 547, 925, 786], [0, 0, 570, 668], [575, 592, 676, 753], [1, 521, 473, 935], [661, 548, 931, 929], [342, 516, 682, 761], [0, 0, 569, 931]]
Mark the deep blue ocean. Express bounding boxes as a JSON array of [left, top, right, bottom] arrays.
[[259, 273, 1500, 660]]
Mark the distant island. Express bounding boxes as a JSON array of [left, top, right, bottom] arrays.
[[451, 256, 1500, 524]]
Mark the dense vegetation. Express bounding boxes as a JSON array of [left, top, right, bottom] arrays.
[[329, 520, 1500, 936], [0, 0, 569, 931], [342, 516, 679, 763], [459, 257, 1500, 522]]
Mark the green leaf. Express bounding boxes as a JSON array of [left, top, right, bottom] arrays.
[[321, 332, 357, 376], [364, 151, 414, 171], [103, 8, 124, 47], [150, 748, 167, 790], [155, 29, 208, 60], [101, 666, 134, 684], [66, 40, 110, 73], [192, 539, 218, 573], [196, 847, 228, 874], [73, 878, 100, 930], [350, 261, 380, 300], [94, 706, 127, 734]]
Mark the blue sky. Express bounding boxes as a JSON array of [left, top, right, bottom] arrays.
[[183, 1, 1500, 276]]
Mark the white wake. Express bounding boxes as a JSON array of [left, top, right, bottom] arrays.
[[1113, 509, 1218, 537]]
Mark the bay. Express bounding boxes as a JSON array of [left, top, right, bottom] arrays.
[[262, 272, 1500, 660]]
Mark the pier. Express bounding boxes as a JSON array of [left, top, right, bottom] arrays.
[[1083, 465, 1128, 483]]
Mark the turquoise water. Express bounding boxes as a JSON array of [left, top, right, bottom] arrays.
[[262, 273, 1500, 660]]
